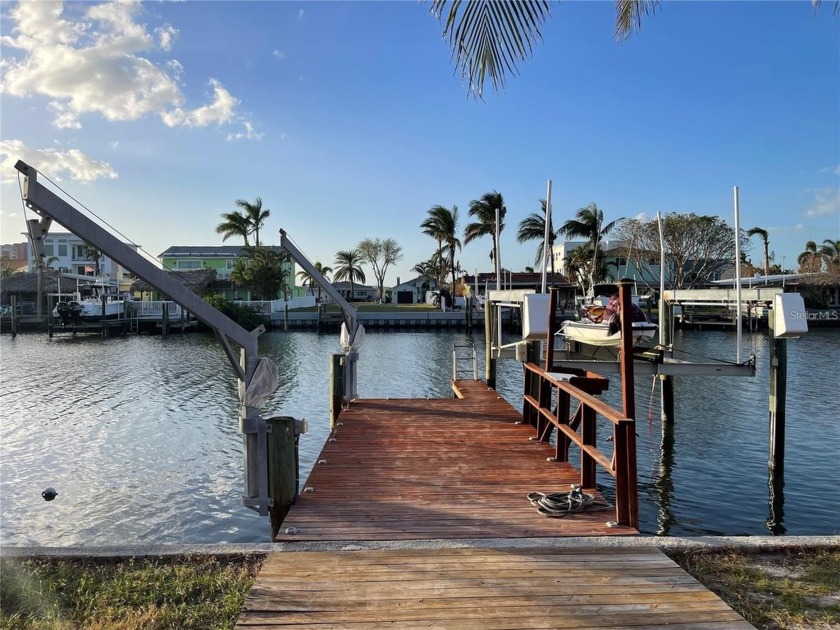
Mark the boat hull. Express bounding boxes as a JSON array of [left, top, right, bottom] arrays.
[[559, 320, 658, 348]]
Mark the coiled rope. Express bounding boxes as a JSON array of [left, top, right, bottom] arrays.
[[527, 485, 611, 518]]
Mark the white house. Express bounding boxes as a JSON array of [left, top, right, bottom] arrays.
[[26, 231, 137, 292], [390, 276, 439, 304]]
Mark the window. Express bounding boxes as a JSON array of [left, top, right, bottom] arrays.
[[57, 242, 68, 256], [176, 260, 202, 270], [226, 259, 234, 270], [44, 243, 54, 256]]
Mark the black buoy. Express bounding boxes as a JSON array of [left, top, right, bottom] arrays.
[[41, 487, 58, 501]]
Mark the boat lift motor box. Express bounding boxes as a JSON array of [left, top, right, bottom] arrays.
[[773, 293, 808, 338], [522, 294, 550, 341]]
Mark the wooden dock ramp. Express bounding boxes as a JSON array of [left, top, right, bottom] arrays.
[[237, 546, 751, 629], [238, 382, 750, 628]]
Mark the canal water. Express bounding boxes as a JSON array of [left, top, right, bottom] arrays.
[[1, 328, 837, 545]]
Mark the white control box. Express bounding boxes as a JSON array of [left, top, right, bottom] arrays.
[[522, 293, 550, 341], [773, 293, 808, 338]]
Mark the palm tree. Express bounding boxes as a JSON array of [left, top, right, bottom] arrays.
[[421, 204, 461, 292], [216, 211, 251, 246], [333, 249, 366, 301], [820, 239, 840, 274], [464, 191, 506, 273], [517, 199, 556, 273], [558, 202, 621, 287], [747, 227, 770, 276], [797, 240, 822, 273], [429, 0, 660, 98], [235, 196, 271, 247]]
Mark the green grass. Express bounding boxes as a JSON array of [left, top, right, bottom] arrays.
[[669, 546, 840, 629], [0, 554, 264, 630]]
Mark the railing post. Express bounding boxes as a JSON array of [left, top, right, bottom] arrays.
[[617, 278, 639, 529], [581, 405, 596, 488], [555, 389, 571, 462], [267, 416, 300, 540]]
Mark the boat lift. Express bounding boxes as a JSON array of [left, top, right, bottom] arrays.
[[15, 160, 278, 516]]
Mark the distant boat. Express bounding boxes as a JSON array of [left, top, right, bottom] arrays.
[[52, 277, 126, 325]]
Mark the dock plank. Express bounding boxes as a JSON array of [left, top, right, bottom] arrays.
[[236, 547, 752, 629]]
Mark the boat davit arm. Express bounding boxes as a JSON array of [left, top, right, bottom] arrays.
[[15, 160, 272, 516]]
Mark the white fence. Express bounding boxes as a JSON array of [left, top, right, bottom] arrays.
[[234, 296, 317, 314], [131, 301, 184, 319]]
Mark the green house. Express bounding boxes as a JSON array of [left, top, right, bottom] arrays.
[[158, 245, 304, 300]]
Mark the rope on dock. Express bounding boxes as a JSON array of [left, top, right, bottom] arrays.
[[527, 485, 611, 518]]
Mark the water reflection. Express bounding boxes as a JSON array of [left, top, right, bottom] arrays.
[[654, 421, 676, 536]]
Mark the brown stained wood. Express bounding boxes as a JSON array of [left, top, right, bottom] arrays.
[[236, 547, 751, 629], [278, 386, 633, 542]]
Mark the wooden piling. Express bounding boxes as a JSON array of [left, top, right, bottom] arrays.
[[544, 287, 559, 371], [267, 416, 299, 540], [330, 354, 343, 429], [10, 296, 17, 337], [484, 297, 496, 389], [660, 301, 675, 424], [769, 315, 787, 474], [161, 302, 169, 336], [284, 302, 289, 331]]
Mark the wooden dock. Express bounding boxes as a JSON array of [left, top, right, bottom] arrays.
[[275, 380, 634, 542], [239, 379, 750, 629]]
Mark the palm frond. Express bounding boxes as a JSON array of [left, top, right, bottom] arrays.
[[431, 0, 551, 98], [614, 0, 660, 42]]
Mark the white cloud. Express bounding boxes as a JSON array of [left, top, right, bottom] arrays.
[[821, 164, 840, 176], [1, 1, 252, 137], [226, 120, 263, 142], [273, 49, 285, 60], [1, 139, 118, 183], [805, 187, 840, 218], [298, 8, 304, 19], [156, 24, 178, 51], [162, 79, 238, 127]]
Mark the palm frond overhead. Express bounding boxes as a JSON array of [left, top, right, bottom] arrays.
[[430, 0, 551, 98], [614, 0, 660, 42]]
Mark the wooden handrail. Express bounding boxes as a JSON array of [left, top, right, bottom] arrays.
[[523, 362, 626, 425], [521, 358, 638, 528]]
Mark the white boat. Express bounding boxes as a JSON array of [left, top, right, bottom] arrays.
[[561, 290, 657, 348], [559, 318, 658, 347], [52, 277, 127, 325]]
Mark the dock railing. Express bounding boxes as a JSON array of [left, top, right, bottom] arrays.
[[522, 361, 639, 529]]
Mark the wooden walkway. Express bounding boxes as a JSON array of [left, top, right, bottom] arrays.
[[237, 546, 752, 629], [240, 382, 751, 629], [275, 380, 635, 541]]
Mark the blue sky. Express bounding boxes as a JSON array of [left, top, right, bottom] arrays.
[[1, 1, 838, 286]]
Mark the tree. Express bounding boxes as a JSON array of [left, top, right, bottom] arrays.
[[612, 213, 745, 290], [357, 238, 403, 302], [819, 239, 840, 274], [430, 1, 833, 98], [464, 191, 506, 272], [557, 203, 621, 289], [746, 227, 770, 276], [333, 249, 366, 301], [216, 197, 271, 247], [83, 244, 102, 276], [797, 240, 822, 273], [517, 199, 555, 273], [230, 247, 289, 300], [421, 204, 461, 292], [235, 196, 271, 247], [216, 210, 252, 246], [297, 261, 333, 302], [429, 0, 659, 98]]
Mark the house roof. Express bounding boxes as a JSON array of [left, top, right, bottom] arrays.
[[158, 245, 285, 258], [129, 269, 218, 293], [1, 272, 60, 293], [461, 271, 574, 287], [331, 281, 375, 291]]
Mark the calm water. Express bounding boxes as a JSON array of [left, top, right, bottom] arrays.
[[1, 327, 837, 545]]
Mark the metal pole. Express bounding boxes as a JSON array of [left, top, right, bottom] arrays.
[[733, 186, 743, 364], [541, 180, 552, 294]]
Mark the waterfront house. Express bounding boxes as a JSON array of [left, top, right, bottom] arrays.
[[328, 281, 377, 303], [390, 276, 439, 304], [24, 231, 137, 293], [459, 271, 576, 307], [129, 269, 219, 301], [158, 245, 301, 301]]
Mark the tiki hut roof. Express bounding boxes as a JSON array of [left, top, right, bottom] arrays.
[[0, 272, 60, 294]]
